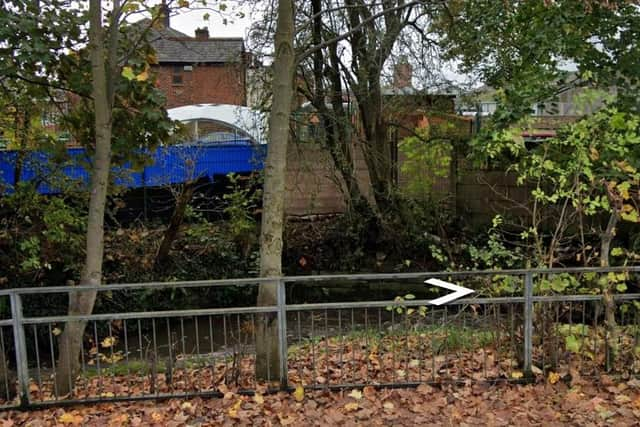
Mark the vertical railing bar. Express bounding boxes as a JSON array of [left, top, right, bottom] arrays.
[[194, 316, 201, 390], [65, 324, 73, 399], [137, 319, 143, 395], [350, 308, 355, 383], [48, 323, 58, 400], [208, 315, 215, 389], [236, 314, 242, 383], [166, 318, 173, 393], [92, 321, 101, 399], [79, 326, 86, 396], [123, 319, 131, 397], [482, 304, 488, 379], [251, 314, 257, 387], [296, 311, 302, 384], [311, 311, 316, 386], [10, 292, 30, 407], [364, 307, 370, 384], [151, 318, 157, 396], [593, 300, 600, 377], [508, 303, 515, 379], [523, 272, 533, 377], [554, 303, 560, 369], [324, 309, 329, 387], [493, 304, 501, 378], [580, 301, 586, 374], [391, 308, 396, 384], [31, 325, 43, 401], [430, 307, 436, 381], [223, 315, 228, 381], [0, 327, 11, 402], [338, 310, 343, 382], [277, 279, 288, 389], [404, 307, 409, 383], [180, 317, 186, 362], [107, 322, 115, 398], [635, 308, 639, 375]]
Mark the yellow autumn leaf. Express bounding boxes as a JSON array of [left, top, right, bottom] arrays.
[[383, 401, 395, 411], [101, 336, 116, 348], [511, 371, 523, 379], [293, 385, 305, 402], [151, 412, 164, 422], [228, 398, 243, 418], [548, 371, 560, 384], [52, 327, 62, 336], [253, 393, 264, 404], [348, 389, 363, 400], [58, 412, 83, 425], [136, 69, 149, 82], [344, 402, 359, 411]]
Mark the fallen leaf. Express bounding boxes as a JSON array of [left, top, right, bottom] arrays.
[[228, 399, 243, 419], [383, 401, 395, 411], [511, 371, 523, 379], [548, 371, 560, 384], [344, 402, 359, 411], [294, 385, 305, 402], [348, 389, 363, 400], [253, 393, 264, 404], [58, 412, 83, 425]]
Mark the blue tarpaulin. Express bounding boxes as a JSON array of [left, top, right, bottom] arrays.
[[0, 144, 266, 194]]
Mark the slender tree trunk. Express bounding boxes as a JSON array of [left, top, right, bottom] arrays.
[[56, 0, 116, 395], [155, 181, 196, 268], [255, 0, 295, 383], [600, 211, 619, 371]]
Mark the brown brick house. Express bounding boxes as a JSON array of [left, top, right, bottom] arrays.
[[148, 16, 247, 109]]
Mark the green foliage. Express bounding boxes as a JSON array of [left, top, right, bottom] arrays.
[[399, 127, 452, 200], [0, 185, 86, 280], [437, 0, 640, 128], [223, 173, 262, 244], [466, 216, 525, 270]]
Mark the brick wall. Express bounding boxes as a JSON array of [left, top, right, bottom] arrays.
[[154, 62, 246, 109], [284, 141, 373, 216]]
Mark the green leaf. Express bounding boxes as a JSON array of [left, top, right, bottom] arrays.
[[565, 335, 581, 354], [121, 66, 135, 80], [616, 283, 628, 293]]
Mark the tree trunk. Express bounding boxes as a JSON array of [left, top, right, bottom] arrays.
[[155, 181, 196, 268], [56, 0, 116, 396], [600, 211, 619, 371], [255, 0, 295, 384]]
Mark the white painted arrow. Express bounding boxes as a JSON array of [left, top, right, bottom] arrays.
[[425, 278, 474, 305]]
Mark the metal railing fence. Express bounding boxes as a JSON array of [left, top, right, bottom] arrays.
[[0, 266, 638, 409]]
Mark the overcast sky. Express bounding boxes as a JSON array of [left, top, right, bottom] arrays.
[[164, 2, 253, 39]]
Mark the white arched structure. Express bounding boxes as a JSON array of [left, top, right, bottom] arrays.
[[168, 103, 267, 144]]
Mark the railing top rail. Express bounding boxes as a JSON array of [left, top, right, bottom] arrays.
[[1, 265, 639, 296]]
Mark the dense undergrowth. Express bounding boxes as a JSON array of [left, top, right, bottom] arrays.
[[1, 175, 638, 317]]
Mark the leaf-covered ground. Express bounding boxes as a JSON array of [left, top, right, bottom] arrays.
[[4, 376, 640, 426]]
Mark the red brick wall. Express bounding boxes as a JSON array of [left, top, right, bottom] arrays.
[[154, 62, 246, 108]]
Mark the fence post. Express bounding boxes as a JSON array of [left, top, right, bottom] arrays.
[[523, 272, 534, 378], [276, 278, 288, 389], [10, 292, 30, 407]]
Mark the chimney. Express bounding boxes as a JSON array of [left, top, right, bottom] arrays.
[[393, 57, 413, 90], [159, 0, 170, 28], [195, 27, 209, 40]]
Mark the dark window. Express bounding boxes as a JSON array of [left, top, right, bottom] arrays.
[[172, 66, 183, 85]]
